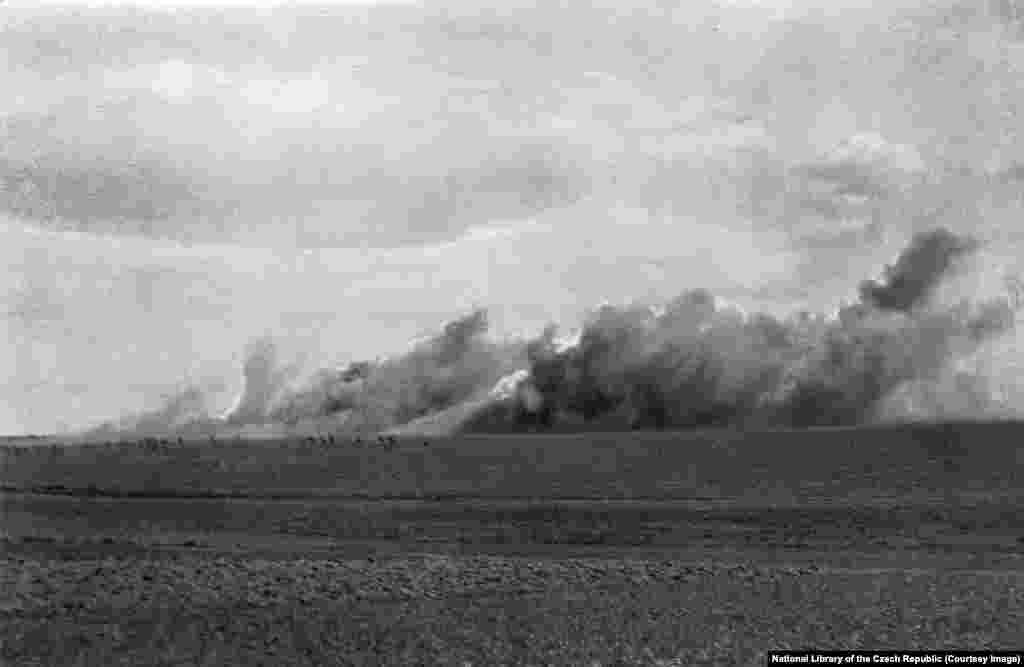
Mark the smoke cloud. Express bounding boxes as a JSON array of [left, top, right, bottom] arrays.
[[87, 307, 529, 438], [465, 228, 1023, 433], [89, 227, 1024, 440], [857, 228, 981, 312]]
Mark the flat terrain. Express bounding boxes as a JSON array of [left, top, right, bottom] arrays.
[[3, 421, 1024, 665]]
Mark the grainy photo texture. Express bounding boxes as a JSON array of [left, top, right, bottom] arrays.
[[3, 1, 1024, 665]]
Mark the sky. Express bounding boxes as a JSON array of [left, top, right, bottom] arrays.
[[3, 0, 1024, 434], [5, 1, 416, 6]]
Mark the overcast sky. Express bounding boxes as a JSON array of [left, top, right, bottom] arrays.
[[4, 0, 1024, 434], [5, 1, 415, 6]]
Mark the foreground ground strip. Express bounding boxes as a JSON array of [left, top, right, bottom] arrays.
[[3, 421, 1024, 664]]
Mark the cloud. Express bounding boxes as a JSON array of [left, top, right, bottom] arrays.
[[104, 60, 235, 102], [240, 72, 331, 113], [0, 149, 201, 225], [8, 0, 414, 7], [824, 132, 926, 174], [150, 60, 200, 99]]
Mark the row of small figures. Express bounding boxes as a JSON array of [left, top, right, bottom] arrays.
[[2, 434, 431, 457], [296, 434, 408, 450]]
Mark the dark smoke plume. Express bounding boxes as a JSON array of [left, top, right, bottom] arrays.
[[90, 228, 1022, 439], [858, 227, 981, 312], [464, 228, 1021, 433]]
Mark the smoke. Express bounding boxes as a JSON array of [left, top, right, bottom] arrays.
[[464, 228, 1023, 433], [857, 228, 981, 312], [234, 309, 512, 431], [86, 380, 228, 438], [90, 227, 1023, 439], [91, 307, 530, 437], [334, 309, 528, 433], [223, 338, 304, 426]]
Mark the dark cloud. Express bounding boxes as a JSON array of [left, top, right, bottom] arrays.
[[0, 152, 201, 226], [3, 0, 1020, 251]]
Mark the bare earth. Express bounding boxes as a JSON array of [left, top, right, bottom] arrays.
[[2, 421, 1024, 665]]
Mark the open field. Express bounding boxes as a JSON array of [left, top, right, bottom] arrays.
[[3, 421, 1024, 664], [5, 420, 1024, 503]]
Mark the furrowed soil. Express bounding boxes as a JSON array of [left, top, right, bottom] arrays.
[[2, 421, 1024, 665]]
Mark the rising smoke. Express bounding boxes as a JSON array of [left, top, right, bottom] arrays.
[[89, 227, 1023, 439], [87, 307, 529, 438], [465, 227, 1023, 433]]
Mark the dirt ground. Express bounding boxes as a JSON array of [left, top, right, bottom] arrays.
[[3, 422, 1024, 664]]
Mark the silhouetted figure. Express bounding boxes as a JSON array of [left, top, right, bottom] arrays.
[[177, 437, 184, 447], [328, 434, 336, 446]]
